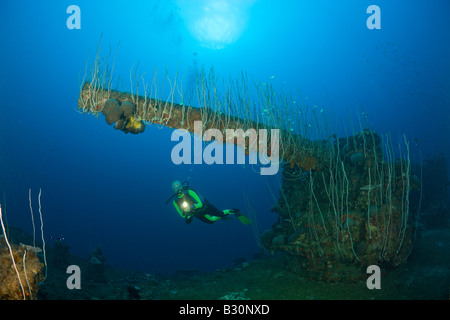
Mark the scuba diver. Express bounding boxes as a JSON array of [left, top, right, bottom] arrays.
[[166, 180, 252, 225]]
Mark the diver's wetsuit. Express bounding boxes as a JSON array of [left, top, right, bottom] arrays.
[[173, 188, 232, 224], [188, 200, 227, 224]]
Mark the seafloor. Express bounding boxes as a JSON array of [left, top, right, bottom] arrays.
[[29, 228, 449, 300]]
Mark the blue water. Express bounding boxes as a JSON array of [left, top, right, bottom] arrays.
[[0, 0, 449, 275]]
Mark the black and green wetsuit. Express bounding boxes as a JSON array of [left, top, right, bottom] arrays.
[[173, 188, 236, 224]]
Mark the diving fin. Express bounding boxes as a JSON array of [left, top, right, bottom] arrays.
[[236, 214, 252, 225], [224, 208, 252, 225]]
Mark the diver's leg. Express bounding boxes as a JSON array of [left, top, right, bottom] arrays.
[[197, 201, 227, 223], [194, 214, 216, 224], [204, 202, 227, 218], [223, 208, 240, 216]]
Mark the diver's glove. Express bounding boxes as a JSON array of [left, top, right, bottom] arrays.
[[185, 215, 193, 224]]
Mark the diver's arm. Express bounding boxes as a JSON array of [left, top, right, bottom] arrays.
[[173, 201, 185, 218], [188, 190, 203, 209]]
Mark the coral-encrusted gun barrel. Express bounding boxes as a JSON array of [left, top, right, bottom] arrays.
[[78, 82, 325, 172]]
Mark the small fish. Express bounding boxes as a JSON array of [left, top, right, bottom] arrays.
[[50, 235, 65, 242], [269, 75, 275, 79], [320, 109, 324, 113], [360, 184, 381, 191]]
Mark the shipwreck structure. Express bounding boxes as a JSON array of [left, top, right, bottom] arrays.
[[77, 45, 419, 282]]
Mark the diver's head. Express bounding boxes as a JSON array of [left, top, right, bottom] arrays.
[[171, 180, 183, 195]]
